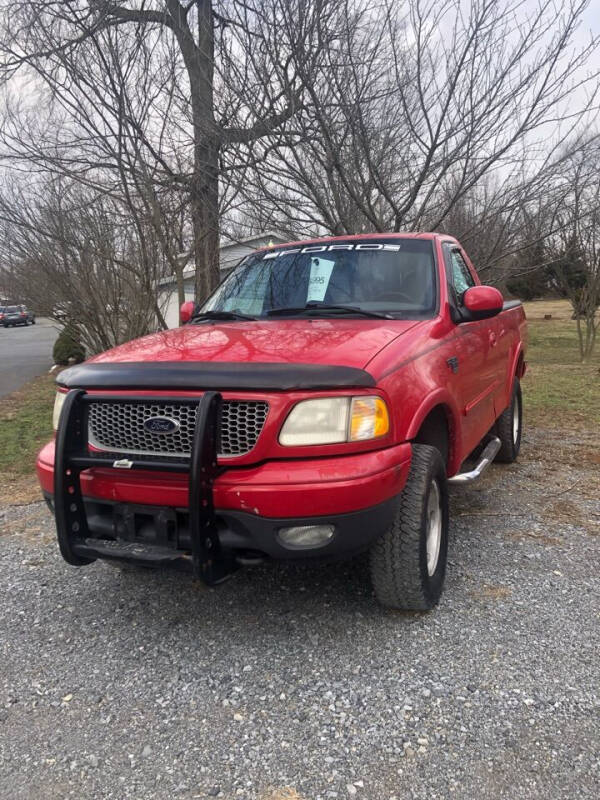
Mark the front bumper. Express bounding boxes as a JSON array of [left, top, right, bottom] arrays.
[[37, 441, 411, 518], [42, 492, 400, 564], [38, 389, 411, 578]]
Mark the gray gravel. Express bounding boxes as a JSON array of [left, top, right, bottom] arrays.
[[1, 426, 599, 800]]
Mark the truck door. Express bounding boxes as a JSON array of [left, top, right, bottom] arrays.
[[443, 245, 499, 457], [488, 303, 517, 417]]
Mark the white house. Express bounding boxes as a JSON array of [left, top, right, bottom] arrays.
[[158, 231, 288, 328]]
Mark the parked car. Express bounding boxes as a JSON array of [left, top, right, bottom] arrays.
[[23, 305, 36, 324], [52, 303, 70, 321], [1, 304, 35, 327], [37, 233, 527, 610]]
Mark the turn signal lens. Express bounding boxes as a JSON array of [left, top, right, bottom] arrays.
[[350, 396, 390, 441], [52, 391, 66, 431]]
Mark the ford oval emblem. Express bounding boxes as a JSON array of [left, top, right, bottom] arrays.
[[143, 416, 180, 434]]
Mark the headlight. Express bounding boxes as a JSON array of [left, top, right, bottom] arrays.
[[52, 391, 66, 430], [279, 396, 389, 446], [279, 397, 349, 445]]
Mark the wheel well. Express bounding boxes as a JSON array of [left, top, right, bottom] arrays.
[[413, 406, 451, 473]]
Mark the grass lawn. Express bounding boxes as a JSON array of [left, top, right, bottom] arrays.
[[522, 299, 600, 429], [0, 373, 57, 505], [0, 299, 597, 504]]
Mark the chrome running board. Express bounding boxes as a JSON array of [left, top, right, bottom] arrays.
[[448, 437, 501, 485]]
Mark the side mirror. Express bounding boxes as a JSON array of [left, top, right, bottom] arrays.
[[461, 286, 504, 321], [180, 300, 196, 325]]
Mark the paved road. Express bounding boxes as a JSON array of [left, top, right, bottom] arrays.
[[0, 318, 58, 397], [0, 424, 598, 800]]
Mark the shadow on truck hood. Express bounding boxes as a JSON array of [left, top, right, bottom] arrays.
[[86, 318, 421, 371]]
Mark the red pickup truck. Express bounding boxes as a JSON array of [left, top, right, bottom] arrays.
[[37, 233, 527, 610]]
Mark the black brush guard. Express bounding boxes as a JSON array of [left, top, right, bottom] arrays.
[[53, 389, 236, 584]]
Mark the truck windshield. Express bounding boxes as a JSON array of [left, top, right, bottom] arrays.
[[201, 239, 436, 318]]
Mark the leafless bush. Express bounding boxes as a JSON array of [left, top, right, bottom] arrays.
[[0, 178, 170, 352], [545, 140, 600, 360]]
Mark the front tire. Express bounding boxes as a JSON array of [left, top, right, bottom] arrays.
[[370, 444, 449, 611], [494, 378, 522, 463]]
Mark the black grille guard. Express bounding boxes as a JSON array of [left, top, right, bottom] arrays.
[[53, 389, 236, 584]]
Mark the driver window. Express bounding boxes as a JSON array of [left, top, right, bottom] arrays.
[[450, 250, 475, 299]]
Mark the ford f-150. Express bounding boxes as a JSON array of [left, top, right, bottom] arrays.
[[37, 233, 527, 610]]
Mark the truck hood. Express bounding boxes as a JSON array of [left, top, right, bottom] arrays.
[[87, 318, 421, 371]]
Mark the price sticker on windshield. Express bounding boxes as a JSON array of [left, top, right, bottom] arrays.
[[306, 257, 335, 302]]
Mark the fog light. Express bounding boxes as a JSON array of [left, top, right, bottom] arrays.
[[278, 524, 335, 549]]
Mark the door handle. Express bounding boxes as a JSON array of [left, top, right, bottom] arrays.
[[489, 332, 497, 347]]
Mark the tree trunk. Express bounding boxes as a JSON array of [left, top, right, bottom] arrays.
[[576, 315, 584, 361], [192, 0, 220, 302], [174, 256, 186, 309], [165, 0, 221, 303], [582, 314, 597, 362], [191, 142, 221, 302]]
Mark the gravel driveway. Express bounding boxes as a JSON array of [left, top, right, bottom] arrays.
[[1, 425, 598, 800]]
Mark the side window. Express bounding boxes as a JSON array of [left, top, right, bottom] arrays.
[[450, 250, 475, 299]]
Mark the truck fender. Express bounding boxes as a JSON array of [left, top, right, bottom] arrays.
[[513, 344, 526, 378], [404, 390, 462, 472], [501, 343, 525, 411], [404, 389, 459, 440]]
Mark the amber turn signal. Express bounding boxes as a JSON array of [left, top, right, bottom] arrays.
[[349, 396, 390, 441]]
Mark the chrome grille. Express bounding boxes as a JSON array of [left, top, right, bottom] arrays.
[[88, 400, 269, 458]]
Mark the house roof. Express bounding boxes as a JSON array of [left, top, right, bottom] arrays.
[[220, 231, 288, 250], [159, 231, 288, 288]]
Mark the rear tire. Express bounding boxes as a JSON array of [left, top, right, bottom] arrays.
[[494, 378, 522, 463], [370, 444, 449, 611]]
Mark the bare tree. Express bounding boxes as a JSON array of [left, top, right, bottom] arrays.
[[0, 0, 342, 301], [0, 2, 197, 318], [238, 0, 599, 241], [1, 0, 598, 342], [0, 177, 171, 352], [545, 142, 600, 361]]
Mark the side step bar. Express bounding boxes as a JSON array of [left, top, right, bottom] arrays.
[[448, 437, 501, 485]]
